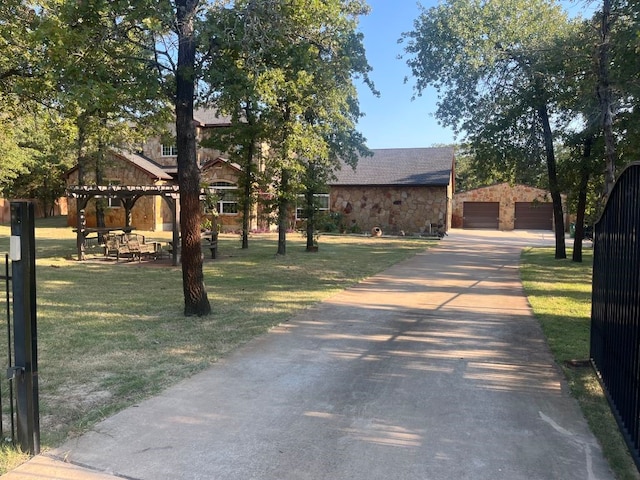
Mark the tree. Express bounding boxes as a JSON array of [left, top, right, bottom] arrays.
[[598, 0, 640, 175], [3, 109, 76, 215], [37, 0, 172, 221], [0, 0, 39, 99], [402, 0, 579, 259], [0, 1, 51, 183], [199, 4, 267, 249], [0, 116, 32, 190], [175, 0, 211, 315], [559, 134, 602, 262], [31, 0, 209, 315], [597, 0, 617, 196], [201, 0, 373, 255]]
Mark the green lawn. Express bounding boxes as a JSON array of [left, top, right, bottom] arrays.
[[521, 246, 640, 480], [0, 216, 436, 466]]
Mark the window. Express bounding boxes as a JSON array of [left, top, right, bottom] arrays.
[[208, 182, 239, 215], [161, 144, 178, 156], [107, 181, 121, 208], [296, 194, 329, 219], [219, 191, 239, 214]]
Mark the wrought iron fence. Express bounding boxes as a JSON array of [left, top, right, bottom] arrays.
[[591, 162, 640, 469], [0, 253, 17, 444]]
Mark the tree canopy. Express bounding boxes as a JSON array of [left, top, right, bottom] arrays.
[[402, 0, 587, 258], [201, 0, 374, 254]]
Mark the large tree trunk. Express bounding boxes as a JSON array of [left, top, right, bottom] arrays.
[[176, 0, 211, 316], [305, 162, 318, 251], [242, 177, 251, 249], [241, 139, 255, 249], [572, 137, 593, 263], [305, 191, 315, 251], [598, 0, 616, 196], [537, 102, 566, 259], [277, 168, 289, 255]]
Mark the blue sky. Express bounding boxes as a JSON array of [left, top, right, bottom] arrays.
[[355, 0, 593, 150]]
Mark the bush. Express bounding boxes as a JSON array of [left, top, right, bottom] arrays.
[[316, 212, 346, 233]]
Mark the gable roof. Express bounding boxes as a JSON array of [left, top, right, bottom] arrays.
[[330, 147, 454, 186], [201, 157, 242, 173], [193, 108, 232, 127], [64, 149, 174, 181], [112, 150, 173, 180]]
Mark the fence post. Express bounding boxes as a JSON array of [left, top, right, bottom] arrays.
[[10, 201, 40, 455]]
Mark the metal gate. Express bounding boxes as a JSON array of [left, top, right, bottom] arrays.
[[0, 253, 17, 444], [590, 162, 640, 470], [0, 201, 40, 454]]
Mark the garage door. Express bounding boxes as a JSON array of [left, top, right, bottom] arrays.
[[463, 202, 499, 229], [514, 202, 553, 230]]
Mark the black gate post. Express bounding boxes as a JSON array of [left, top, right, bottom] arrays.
[[10, 201, 40, 455]]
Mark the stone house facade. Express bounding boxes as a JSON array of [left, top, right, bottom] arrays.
[[329, 148, 455, 235], [66, 110, 254, 232], [66, 114, 458, 236], [67, 149, 174, 230], [451, 183, 566, 230]]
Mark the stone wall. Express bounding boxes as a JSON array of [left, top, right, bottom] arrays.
[[142, 127, 226, 167], [330, 185, 450, 235], [67, 152, 167, 230], [201, 161, 243, 232], [451, 183, 565, 230]]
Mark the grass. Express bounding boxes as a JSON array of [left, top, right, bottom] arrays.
[[0, 219, 637, 478], [521, 246, 640, 480], [0, 216, 436, 468]]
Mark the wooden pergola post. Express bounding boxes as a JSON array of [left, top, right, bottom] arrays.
[[67, 185, 184, 265]]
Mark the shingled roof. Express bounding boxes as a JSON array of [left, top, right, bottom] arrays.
[[113, 150, 173, 180], [330, 147, 454, 186], [193, 108, 232, 127]]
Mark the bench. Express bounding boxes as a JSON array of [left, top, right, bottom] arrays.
[[124, 237, 156, 261], [105, 234, 157, 262]]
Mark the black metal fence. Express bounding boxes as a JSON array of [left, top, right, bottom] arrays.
[[591, 162, 640, 469], [0, 253, 17, 444]]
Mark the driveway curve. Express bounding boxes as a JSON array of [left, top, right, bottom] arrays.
[[5, 230, 614, 480]]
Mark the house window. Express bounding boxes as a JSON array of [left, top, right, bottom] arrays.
[[161, 144, 178, 156], [296, 194, 329, 219], [209, 181, 239, 215], [107, 180, 121, 208]]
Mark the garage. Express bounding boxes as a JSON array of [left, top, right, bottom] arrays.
[[463, 202, 499, 229], [514, 202, 553, 230]]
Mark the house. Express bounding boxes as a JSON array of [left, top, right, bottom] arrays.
[[66, 109, 256, 232], [66, 114, 457, 237], [451, 183, 566, 230], [328, 147, 455, 235]]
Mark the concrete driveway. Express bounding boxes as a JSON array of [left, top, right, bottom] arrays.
[[3, 230, 613, 480]]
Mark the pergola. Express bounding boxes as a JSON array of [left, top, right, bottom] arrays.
[[66, 185, 181, 265]]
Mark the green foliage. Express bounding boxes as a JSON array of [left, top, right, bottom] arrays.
[[403, 0, 581, 257], [30, 0, 173, 187], [4, 109, 75, 203], [201, 217, 213, 232], [201, 0, 374, 254], [403, 0, 579, 160], [0, 116, 33, 189]]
